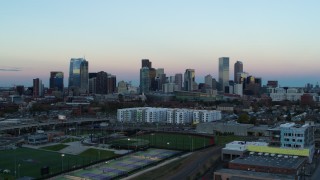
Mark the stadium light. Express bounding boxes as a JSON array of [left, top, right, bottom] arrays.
[[61, 154, 65, 171]]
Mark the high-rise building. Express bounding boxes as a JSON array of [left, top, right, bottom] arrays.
[[175, 73, 183, 91], [33, 78, 43, 97], [107, 74, 117, 94], [149, 68, 157, 91], [212, 78, 217, 90], [155, 68, 166, 91], [96, 71, 108, 94], [118, 81, 128, 94], [205, 74, 213, 89], [140, 67, 150, 93], [68, 58, 89, 93], [89, 73, 97, 94], [234, 61, 243, 84], [50, 71, 64, 91], [142, 59, 152, 68], [184, 69, 195, 91], [219, 57, 229, 92], [15, 85, 24, 96]]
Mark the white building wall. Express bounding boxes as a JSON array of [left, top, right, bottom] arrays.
[[234, 84, 243, 96], [117, 107, 221, 124], [269, 88, 304, 101], [193, 111, 201, 124]]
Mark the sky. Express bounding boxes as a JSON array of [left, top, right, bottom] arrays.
[[0, 0, 320, 87]]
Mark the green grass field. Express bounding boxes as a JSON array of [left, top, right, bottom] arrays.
[[40, 144, 69, 151], [0, 148, 100, 179], [79, 148, 118, 159], [60, 138, 80, 143], [135, 133, 214, 151], [110, 138, 149, 149]]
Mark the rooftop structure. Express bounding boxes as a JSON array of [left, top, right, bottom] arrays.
[[228, 153, 306, 178], [214, 168, 296, 180]]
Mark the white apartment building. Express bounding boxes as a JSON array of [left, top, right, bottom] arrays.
[[117, 107, 222, 124], [269, 87, 304, 101], [144, 108, 167, 123]]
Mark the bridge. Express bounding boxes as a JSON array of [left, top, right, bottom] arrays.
[[0, 118, 110, 131]]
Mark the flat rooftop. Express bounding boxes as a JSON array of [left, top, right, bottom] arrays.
[[215, 168, 295, 180], [230, 153, 306, 169]]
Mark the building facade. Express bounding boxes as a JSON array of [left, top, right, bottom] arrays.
[[68, 58, 89, 93], [140, 67, 150, 93], [184, 69, 196, 91], [219, 57, 229, 92], [33, 78, 43, 97], [234, 61, 243, 84], [117, 107, 222, 124], [49, 71, 64, 91], [174, 73, 183, 91]]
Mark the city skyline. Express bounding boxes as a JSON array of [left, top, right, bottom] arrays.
[[1, 1, 320, 87]]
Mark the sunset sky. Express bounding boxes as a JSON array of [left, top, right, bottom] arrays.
[[1, 0, 319, 87]]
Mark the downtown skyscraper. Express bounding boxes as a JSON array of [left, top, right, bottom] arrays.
[[184, 69, 196, 91], [50, 71, 64, 91], [234, 61, 243, 84], [218, 57, 229, 92], [68, 58, 89, 93]]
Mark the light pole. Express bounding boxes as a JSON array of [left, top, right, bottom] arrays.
[[203, 136, 205, 148], [61, 154, 65, 172], [167, 142, 170, 149], [151, 133, 154, 146], [18, 164, 20, 178], [127, 138, 131, 152]]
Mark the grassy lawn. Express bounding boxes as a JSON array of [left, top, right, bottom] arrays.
[[60, 138, 80, 143], [0, 147, 93, 179], [109, 138, 149, 149], [40, 144, 69, 151], [136, 133, 214, 151], [79, 148, 118, 160], [215, 135, 247, 145]]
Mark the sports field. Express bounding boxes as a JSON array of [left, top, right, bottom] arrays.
[[64, 148, 180, 180], [109, 138, 149, 150], [136, 133, 214, 151], [109, 133, 214, 151], [0, 147, 116, 179]]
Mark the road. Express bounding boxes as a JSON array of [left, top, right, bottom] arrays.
[[0, 118, 109, 131], [166, 146, 222, 180]]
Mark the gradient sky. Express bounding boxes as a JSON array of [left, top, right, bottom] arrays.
[[1, 0, 320, 87]]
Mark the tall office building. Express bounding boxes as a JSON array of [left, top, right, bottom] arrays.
[[234, 61, 243, 84], [142, 59, 152, 68], [219, 57, 229, 92], [50, 71, 64, 91], [175, 73, 183, 91], [149, 68, 157, 91], [16, 85, 25, 96], [68, 58, 89, 93], [96, 71, 108, 94], [107, 74, 117, 94], [155, 68, 166, 91], [205, 74, 213, 89], [33, 78, 43, 97], [184, 69, 195, 91], [140, 67, 150, 93], [89, 73, 97, 94]]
